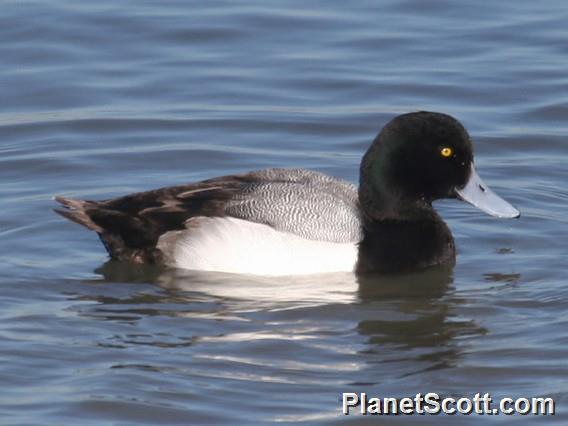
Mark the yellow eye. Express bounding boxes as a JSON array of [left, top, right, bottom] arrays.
[[440, 147, 453, 157]]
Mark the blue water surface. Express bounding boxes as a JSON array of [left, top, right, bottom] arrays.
[[0, 1, 567, 424]]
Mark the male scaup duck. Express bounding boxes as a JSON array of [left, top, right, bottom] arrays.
[[55, 111, 519, 276]]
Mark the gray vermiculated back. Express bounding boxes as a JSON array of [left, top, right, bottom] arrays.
[[224, 169, 363, 243]]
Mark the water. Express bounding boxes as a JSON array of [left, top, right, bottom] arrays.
[[1, 0, 567, 424]]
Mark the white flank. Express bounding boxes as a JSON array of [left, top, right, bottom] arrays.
[[157, 217, 358, 276]]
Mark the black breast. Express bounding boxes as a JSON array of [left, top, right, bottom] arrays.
[[356, 218, 455, 274]]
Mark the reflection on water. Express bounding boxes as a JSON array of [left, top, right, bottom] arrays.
[[357, 265, 454, 299], [94, 260, 454, 303], [77, 261, 485, 385], [96, 260, 359, 307], [355, 266, 486, 381], [483, 272, 521, 284]]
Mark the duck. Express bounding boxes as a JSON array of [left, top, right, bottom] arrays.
[[55, 111, 519, 276]]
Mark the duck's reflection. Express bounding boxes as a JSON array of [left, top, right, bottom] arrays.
[[93, 260, 452, 303], [80, 261, 486, 379], [354, 266, 486, 378], [357, 264, 453, 300]]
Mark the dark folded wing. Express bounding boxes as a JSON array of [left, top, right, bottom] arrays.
[[55, 168, 362, 256]]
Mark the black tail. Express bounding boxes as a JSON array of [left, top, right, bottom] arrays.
[[54, 195, 162, 263], [53, 196, 103, 233], [54, 179, 236, 263]]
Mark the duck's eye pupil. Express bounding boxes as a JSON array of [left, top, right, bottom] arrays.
[[441, 147, 453, 157]]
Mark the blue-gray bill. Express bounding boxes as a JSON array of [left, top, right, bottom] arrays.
[[455, 165, 520, 219]]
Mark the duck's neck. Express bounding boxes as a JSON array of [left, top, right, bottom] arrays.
[[357, 180, 455, 273], [356, 214, 455, 274], [356, 144, 456, 273]]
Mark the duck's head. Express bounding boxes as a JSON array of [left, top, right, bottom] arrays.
[[360, 111, 519, 220]]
